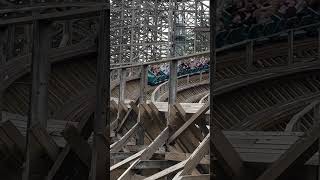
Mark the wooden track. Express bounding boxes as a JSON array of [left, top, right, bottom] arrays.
[[1, 14, 320, 179]]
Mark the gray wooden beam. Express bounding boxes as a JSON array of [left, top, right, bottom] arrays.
[[139, 65, 148, 104], [47, 114, 93, 180], [246, 40, 254, 72], [168, 102, 209, 144], [30, 124, 60, 161], [168, 59, 178, 127], [118, 127, 170, 180], [6, 24, 14, 60], [90, 8, 109, 180], [63, 125, 92, 167], [257, 122, 320, 180], [288, 30, 294, 64], [318, 27, 320, 61], [174, 133, 210, 179], [24, 19, 51, 180], [119, 68, 126, 103], [212, 129, 252, 180], [0, 27, 6, 65]]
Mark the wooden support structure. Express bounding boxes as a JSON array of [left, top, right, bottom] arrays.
[[118, 127, 169, 180], [24, 19, 52, 180], [47, 114, 93, 180], [59, 21, 73, 47], [246, 40, 254, 72], [168, 102, 209, 144], [119, 68, 126, 103], [179, 174, 210, 180], [210, 0, 217, 177], [145, 133, 209, 180], [318, 27, 320, 61], [139, 65, 148, 104], [63, 125, 92, 167], [0, 27, 6, 65], [168, 60, 178, 127], [138, 65, 147, 145], [257, 122, 320, 180], [288, 30, 294, 64], [30, 124, 60, 161], [111, 123, 140, 152], [90, 7, 109, 180], [6, 24, 14, 60], [0, 120, 26, 168], [212, 129, 252, 180], [172, 133, 210, 179], [116, 101, 138, 132], [285, 100, 320, 132]]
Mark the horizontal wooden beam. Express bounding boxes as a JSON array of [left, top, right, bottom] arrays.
[[257, 122, 320, 180]]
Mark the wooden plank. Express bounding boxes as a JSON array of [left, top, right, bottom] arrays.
[[118, 127, 170, 180], [1, 120, 25, 153], [30, 124, 60, 160], [47, 146, 71, 180], [257, 122, 320, 180], [24, 19, 51, 180], [168, 102, 209, 144], [177, 133, 210, 176], [285, 101, 319, 131], [47, 113, 93, 180], [144, 160, 187, 180], [0, 126, 24, 166], [133, 160, 177, 169], [174, 103, 203, 141], [62, 125, 92, 167], [111, 123, 140, 152], [110, 149, 145, 171], [91, 9, 109, 180], [165, 152, 209, 165], [116, 104, 138, 132], [180, 174, 210, 180], [212, 129, 252, 180], [173, 134, 210, 180]]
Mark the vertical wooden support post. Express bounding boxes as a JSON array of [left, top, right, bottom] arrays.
[[25, 25, 32, 55], [246, 40, 253, 72], [0, 27, 6, 65], [59, 21, 73, 47], [194, 0, 198, 53], [137, 65, 148, 145], [24, 19, 51, 180], [312, 102, 320, 180], [210, 0, 217, 178], [187, 74, 190, 83], [288, 30, 294, 64], [30, 20, 51, 128], [119, 68, 126, 103], [6, 24, 15, 60], [318, 27, 320, 61], [167, 0, 176, 127], [314, 103, 320, 123], [139, 65, 148, 104], [90, 8, 109, 180], [0, 90, 3, 123], [168, 60, 177, 127]]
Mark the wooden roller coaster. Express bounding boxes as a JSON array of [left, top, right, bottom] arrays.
[[1, 1, 320, 180]]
